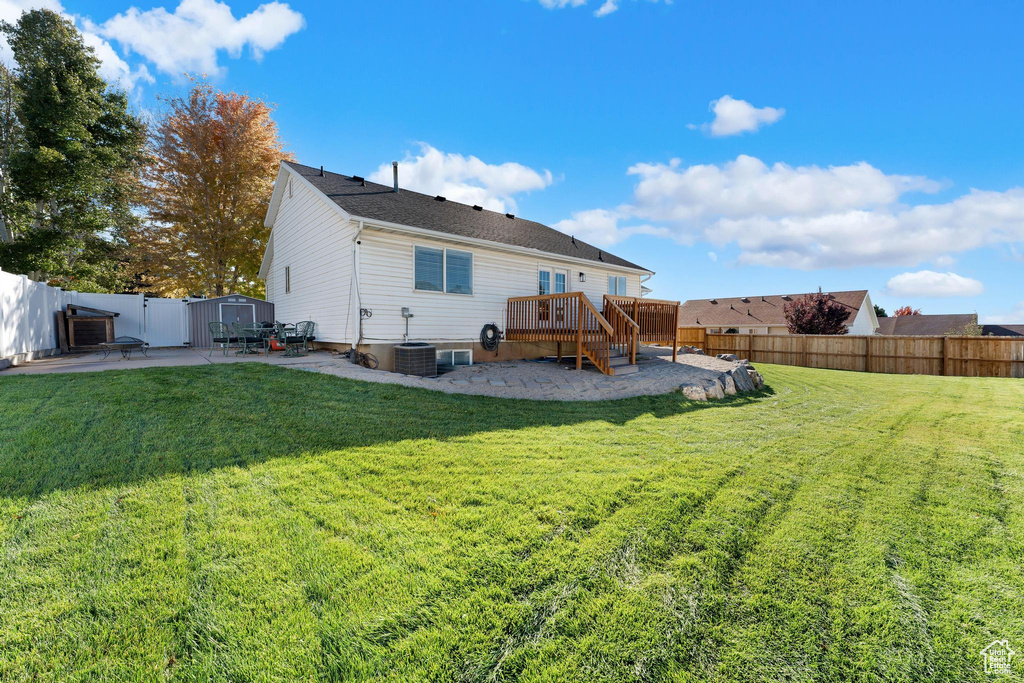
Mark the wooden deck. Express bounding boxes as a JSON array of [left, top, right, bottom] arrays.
[[506, 292, 680, 375]]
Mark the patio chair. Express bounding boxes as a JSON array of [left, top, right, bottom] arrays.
[[276, 324, 306, 357], [208, 321, 238, 356], [239, 323, 271, 356], [294, 321, 317, 352]]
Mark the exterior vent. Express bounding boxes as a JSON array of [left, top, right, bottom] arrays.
[[352, 175, 364, 183], [435, 195, 446, 202], [709, 299, 717, 304], [505, 213, 515, 219], [472, 205, 483, 211], [741, 297, 750, 303], [393, 343, 437, 377]]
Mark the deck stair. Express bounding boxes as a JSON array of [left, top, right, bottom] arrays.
[[505, 291, 678, 376]]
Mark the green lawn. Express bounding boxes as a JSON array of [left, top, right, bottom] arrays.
[[0, 364, 1021, 682]]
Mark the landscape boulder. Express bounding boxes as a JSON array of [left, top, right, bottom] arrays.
[[702, 378, 726, 400], [0, 358, 10, 371], [680, 383, 707, 401], [721, 372, 737, 395], [717, 353, 738, 362], [730, 366, 755, 392]]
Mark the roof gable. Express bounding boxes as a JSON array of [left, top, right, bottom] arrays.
[[283, 161, 648, 272]]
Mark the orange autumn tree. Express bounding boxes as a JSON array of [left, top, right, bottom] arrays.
[[132, 78, 291, 297]]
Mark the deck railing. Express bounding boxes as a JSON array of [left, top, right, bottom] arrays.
[[506, 292, 619, 373], [605, 295, 680, 360], [603, 296, 639, 365]]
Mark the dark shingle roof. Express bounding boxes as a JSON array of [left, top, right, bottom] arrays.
[[875, 314, 977, 335], [678, 290, 868, 327], [287, 162, 647, 271], [981, 324, 1024, 336]]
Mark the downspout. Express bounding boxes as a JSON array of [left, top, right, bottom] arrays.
[[352, 220, 364, 349], [640, 273, 652, 297]]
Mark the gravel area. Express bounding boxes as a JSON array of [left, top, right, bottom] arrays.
[[6, 345, 765, 401]]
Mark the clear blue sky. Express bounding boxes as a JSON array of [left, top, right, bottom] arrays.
[[57, 0, 1024, 321]]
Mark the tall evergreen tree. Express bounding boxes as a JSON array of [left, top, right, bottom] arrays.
[[0, 9, 146, 291]]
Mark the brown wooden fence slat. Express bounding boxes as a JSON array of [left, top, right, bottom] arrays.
[[676, 327, 1024, 379]]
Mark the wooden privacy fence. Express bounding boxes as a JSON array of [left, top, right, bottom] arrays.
[[677, 327, 1024, 378]]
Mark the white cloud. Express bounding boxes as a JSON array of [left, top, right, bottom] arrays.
[[369, 143, 554, 214], [537, 0, 668, 17], [92, 0, 304, 78], [555, 154, 1024, 269], [552, 208, 668, 246], [885, 270, 984, 298], [981, 301, 1024, 324], [707, 251, 717, 262], [0, 0, 152, 89], [696, 95, 785, 137]]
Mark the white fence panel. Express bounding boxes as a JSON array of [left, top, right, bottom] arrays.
[[2, 267, 201, 362], [71, 292, 145, 339]]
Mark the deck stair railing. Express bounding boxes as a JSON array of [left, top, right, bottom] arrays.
[[604, 295, 680, 361], [506, 292, 621, 374]]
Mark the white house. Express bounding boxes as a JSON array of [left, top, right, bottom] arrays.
[[259, 162, 673, 372], [678, 290, 879, 336]]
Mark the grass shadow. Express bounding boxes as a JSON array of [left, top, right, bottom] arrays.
[[0, 363, 774, 500]]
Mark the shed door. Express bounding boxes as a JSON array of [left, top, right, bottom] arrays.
[[220, 303, 255, 327]]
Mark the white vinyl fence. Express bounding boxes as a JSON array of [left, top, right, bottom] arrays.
[[1, 267, 200, 363]]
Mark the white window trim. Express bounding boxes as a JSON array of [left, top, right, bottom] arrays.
[[412, 244, 474, 296], [437, 348, 474, 366]]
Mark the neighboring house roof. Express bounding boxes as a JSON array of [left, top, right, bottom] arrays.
[[281, 162, 648, 272], [981, 324, 1024, 336], [678, 290, 869, 328], [876, 313, 977, 335]]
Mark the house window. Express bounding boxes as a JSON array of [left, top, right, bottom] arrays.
[[285, 266, 291, 294], [414, 246, 444, 292], [538, 270, 550, 295], [437, 349, 473, 366], [608, 275, 627, 295], [555, 272, 566, 293], [445, 249, 473, 295]]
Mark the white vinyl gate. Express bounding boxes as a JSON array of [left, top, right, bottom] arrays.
[[143, 297, 193, 347]]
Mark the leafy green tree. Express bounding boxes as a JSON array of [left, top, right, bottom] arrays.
[[0, 9, 146, 291], [873, 304, 887, 318]]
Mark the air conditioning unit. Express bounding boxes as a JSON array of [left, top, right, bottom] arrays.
[[393, 342, 437, 376]]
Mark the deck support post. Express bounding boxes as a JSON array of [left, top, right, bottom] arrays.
[[557, 341, 562, 363], [576, 298, 583, 371]]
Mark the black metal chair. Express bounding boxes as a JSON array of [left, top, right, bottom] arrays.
[[208, 321, 238, 356]]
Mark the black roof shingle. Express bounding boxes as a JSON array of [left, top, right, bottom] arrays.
[[287, 162, 648, 272]]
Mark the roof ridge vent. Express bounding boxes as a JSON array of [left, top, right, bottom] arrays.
[[709, 299, 717, 304], [435, 195, 446, 201], [472, 205, 483, 211], [506, 213, 515, 219], [741, 297, 750, 303], [352, 175, 365, 186]]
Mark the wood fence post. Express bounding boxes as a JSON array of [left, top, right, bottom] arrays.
[[865, 335, 872, 373], [748, 332, 754, 361], [942, 336, 948, 376], [801, 335, 807, 367]]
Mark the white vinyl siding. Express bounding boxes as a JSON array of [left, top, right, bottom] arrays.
[[357, 228, 642, 343], [263, 175, 355, 342]]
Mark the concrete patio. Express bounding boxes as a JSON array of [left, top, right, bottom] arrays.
[[2, 345, 761, 401]]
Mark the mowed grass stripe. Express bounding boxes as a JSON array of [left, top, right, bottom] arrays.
[[0, 363, 1022, 681]]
